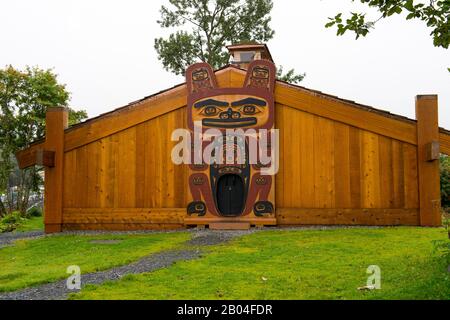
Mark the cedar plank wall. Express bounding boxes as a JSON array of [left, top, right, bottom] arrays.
[[60, 68, 422, 230], [62, 108, 192, 230], [275, 104, 419, 226]]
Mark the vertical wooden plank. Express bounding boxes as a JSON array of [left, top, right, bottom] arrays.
[[44, 107, 68, 233], [154, 116, 164, 207], [299, 111, 315, 208], [164, 111, 176, 208], [416, 95, 441, 226], [75, 145, 88, 208], [147, 118, 158, 207], [283, 106, 294, 207], [360, 131, 381, 208], [62, 150, 76, 208], [117, 128, 136, 207], [403, 143, 419, 209], [334, 122, 351, 208], [378, 136, 394, 208], [275, 104, 285, 207], [135, 123, 146, 207], [392, 140, 405, 208], [86, 141, 100, 208], [99, 136, 114, 208], [112, 133, 120, 208], [172, 108, 186, 207], [144, 120, 153, 207], [313, 116, 335, 208], [286, 107, 303, 208], [348, 127, 361, 208]]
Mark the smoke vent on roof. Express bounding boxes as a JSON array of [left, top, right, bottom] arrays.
[[227, 43, 274, 70]]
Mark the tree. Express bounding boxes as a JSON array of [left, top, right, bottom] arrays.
[[276, 66, 306, 84], [154, 0, 305, 83], [0, 65, 87, 216], [441, 155, 450, 209], [326, 0, 450, 49]]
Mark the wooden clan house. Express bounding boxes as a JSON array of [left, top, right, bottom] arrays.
[[16, 43, 450, 233]]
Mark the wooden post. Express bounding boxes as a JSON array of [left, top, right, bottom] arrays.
[[44, 107, 68, 233], [415, 95, 441, 226]]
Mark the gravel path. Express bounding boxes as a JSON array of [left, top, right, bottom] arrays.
[[0, 229, 249, 300], [0, 230, 44, 248]]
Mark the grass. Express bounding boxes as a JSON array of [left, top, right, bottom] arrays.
[[70, 227, 450, 300], [14, 216, 44, 232], [0, 231, 190, 292]]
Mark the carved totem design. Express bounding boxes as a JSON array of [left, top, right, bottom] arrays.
[[186, 60, 276, 221]]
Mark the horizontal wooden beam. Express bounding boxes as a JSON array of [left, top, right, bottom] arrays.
[[440, 131, 450, 155], [276, 208, 419, 226], [15, 146, 54, 169], [63, 208, 186, 224], [63, 223, 184, 231]]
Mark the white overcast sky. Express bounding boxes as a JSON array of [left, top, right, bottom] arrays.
[[1, 0, 449, 128]]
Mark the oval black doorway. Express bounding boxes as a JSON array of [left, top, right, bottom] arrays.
[[216, 174, 245, 217]]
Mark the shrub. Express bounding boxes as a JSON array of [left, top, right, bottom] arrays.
[[441, 155, 450, 208], [27, 206, 43, 217], [0, 212, 24, 233]]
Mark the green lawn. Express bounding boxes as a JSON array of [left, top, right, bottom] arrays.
[[71, 227, 450, 300], [15, 216, 44, 232], [0, 231, 190, 292]]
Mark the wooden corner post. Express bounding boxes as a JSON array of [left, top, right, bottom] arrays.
[[44, 107, 68, 233], [415, 95, 441, 226]]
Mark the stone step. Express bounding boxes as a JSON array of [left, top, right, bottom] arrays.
[[209, 222, 251, 230]]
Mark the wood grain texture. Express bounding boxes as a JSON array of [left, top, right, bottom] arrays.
[[57, 68, 419, 154], [224, 69, 417, 144], [276, 208, 419, 226], [63, 208, 186, 224], [62, 107, 191, 212], [440, 131, 450, 155], [62, 223, 184, 231], [53, 69, 428, 230], [416, 96, 441, 226], [274, 104, 418, 215], [44, 108, 68, 233]]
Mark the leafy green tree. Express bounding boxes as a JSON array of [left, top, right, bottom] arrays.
[[326, 0, 450, 49], [154, 0, 305, 83], [276, 66, 306, 84], [0, 65, 87, 216], [441, 155, 450, 209]]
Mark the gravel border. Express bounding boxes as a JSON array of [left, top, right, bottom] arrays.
[[0, 231, 45, 248]]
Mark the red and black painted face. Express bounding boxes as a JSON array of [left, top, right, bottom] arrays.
[[192, 95, 269, 129], [186, 60, 276, 131], [186, 60, 276, 218]]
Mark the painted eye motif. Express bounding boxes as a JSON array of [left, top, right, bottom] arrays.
[[202, 106, 218, 116], [242, 105, 259, 115]]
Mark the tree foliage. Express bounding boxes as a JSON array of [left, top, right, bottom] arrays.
[[0, 65, 87, 216], [441, 155, 450, 208], [154, 0, 305, 83], [276, 66, 306, 84], [155, 0, 275, 75], [326, 0, 450, 49]]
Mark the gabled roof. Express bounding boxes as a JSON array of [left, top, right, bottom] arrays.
[[17, 65, 450, 158]]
